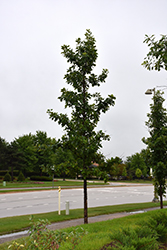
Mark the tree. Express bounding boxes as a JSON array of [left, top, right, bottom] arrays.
[[143, 90, 167, 208], [47, 30, 116, 223], [142, 34, 167, 71]]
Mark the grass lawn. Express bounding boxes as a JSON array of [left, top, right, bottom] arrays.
[[0, 201, 166, 235], [1, 208, 167, 250], [0, 179, 108, 192], [0, 178, 154, 193], [110, 179, 153, 184]]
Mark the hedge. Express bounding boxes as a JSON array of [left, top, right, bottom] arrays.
[[30, 176, 52, 181]]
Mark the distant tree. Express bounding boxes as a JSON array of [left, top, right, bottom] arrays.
[[33, 131, 58, 175], [43, 146, 77, 181], [0, 137, 9, 170], [143, 90, 167, 208], [125, 153, 147, 178], [140, 148, 152, 176], [90, 152, 107, 181], [135, 168, 142, 179], [105, 157, 122, 176], [47, 30, 116, 223], [7, 141, 26, 181], [122, 166, 127, 177], [142, 34, 167, 71], [10, 134, 37, 176]]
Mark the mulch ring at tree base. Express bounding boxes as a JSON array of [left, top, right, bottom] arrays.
[[100, 242, 167, 249]]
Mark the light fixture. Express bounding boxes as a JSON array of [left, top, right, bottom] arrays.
[[145, 89, 154, 95]]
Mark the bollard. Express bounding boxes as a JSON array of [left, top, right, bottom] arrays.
[[58, 186, 61, 215], [3, 181, 6, 187], [66, 201, 69, 215]]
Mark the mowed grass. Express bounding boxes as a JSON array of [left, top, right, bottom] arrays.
[[1, 209, 166, 250], [0, 179, 108, 192], [0, 201, 167, 235]]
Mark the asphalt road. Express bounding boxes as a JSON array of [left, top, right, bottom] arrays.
[[0, 185, 166, 218]]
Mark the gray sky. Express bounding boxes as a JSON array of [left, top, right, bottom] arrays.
[[0, 0, 167, 160]]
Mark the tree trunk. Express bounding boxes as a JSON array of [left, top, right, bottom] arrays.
[[11, 165, 13, 182], [63, 171, 65, 181], [160, 186, 163, 209], [84, 178, 88, 224]]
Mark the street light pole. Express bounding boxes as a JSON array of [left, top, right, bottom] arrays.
[[145, 87, 159, 202], [51, 166, 55, 189]]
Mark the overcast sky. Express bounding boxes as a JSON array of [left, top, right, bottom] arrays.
[[0, 0, 167, 160]]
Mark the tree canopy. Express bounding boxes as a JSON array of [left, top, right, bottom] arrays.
[[142, 34, 167, 71]]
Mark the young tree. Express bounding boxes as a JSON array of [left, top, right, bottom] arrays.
[[47, 30, 115, 223], [142, 34, 167, 71], [135, 168, 142, 179], [143, 90, 167, 208]]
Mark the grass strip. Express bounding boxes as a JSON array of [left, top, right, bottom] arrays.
[[0, 201, 167, 235], [1, 209, 164, 250], [0, 180, 108, 192]]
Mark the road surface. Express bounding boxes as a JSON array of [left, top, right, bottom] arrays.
[[0, 185, 166, 218]]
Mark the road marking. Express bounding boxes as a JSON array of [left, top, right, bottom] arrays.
[[7, 208, 12, 210], [27, 205, 32, 208], [44, 203, 48, 206], [1, 198, 6, 201], [18, 197, 23, 199]]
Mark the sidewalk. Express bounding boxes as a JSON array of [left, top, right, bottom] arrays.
[[0, 206, 162, 245]]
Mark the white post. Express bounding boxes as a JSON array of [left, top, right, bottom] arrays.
[[58, 186, 61, 215], [150, 168, 153, 177], [66, 201, 69, 215]]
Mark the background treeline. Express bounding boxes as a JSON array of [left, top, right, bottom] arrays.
[[0, 131, 151, 181]]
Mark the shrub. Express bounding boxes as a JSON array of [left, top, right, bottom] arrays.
[[17, 171, 25, 182], [3, 172, 11, 182], [26, 171, 49, 178], [140, 210, 167, 243], [30, 176, 52, 181], [25, 217, 87, 250], [110, 226, 159, 250]]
